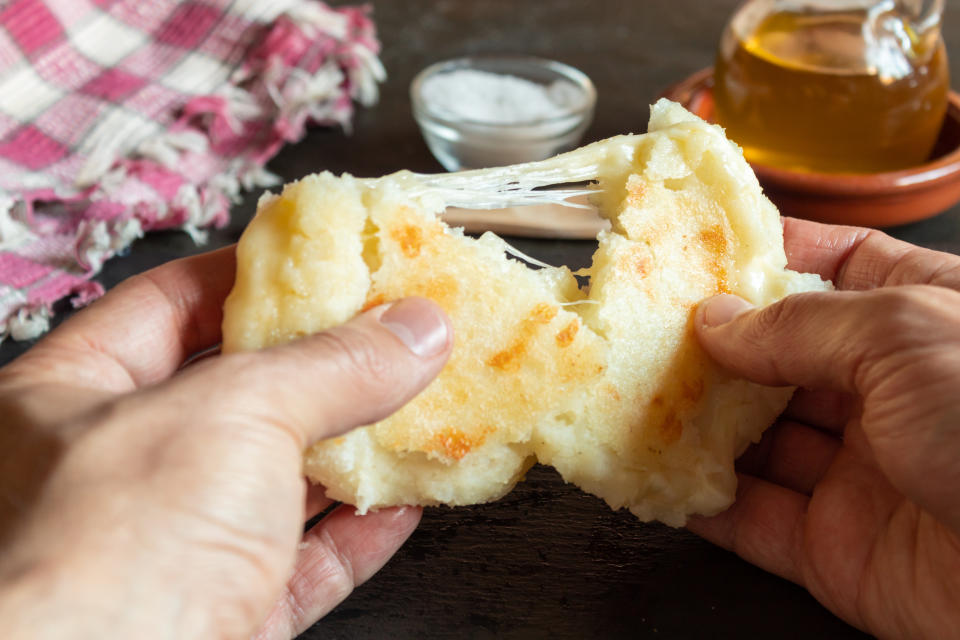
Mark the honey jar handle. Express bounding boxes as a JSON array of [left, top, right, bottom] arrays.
[[914, 0, 944, 35]]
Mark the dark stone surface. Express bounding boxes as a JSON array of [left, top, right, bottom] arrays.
[[4, 1, 960, 637]]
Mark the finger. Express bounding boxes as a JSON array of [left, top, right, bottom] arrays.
[[694, 286, 960, 393], [303, 478, 335, 523], [254, 505, 422, 640], [180, 344, 221, 369], [686, 474, 808, 585], [304, 482, 334, 523], [781, 217, 871, 283], [782, 217, 960, 291], [736, 421, 841, 495], [781, 388, 854, 434], [16, 247, 236, 392], [186, 296, 453, 448]]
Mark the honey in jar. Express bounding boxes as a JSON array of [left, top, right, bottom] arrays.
[[714, 2, 949, 173]]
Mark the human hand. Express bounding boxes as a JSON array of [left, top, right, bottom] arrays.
[[691, 218, 960, 639], [0, 247, 452, 639]]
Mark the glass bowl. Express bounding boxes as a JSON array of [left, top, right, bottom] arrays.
[[410, 56, 596, 171]]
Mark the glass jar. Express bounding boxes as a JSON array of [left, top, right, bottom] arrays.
[[714, 0, 949, 173]]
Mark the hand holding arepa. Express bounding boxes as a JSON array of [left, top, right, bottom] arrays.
[[693, 217, 960, 640], [0, 248, 451, 639]]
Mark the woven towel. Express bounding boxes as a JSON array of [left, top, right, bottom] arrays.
[[0, 0, 383, 342]]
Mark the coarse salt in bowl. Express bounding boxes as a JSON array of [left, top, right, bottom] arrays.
[[411, 56, 597, 171]]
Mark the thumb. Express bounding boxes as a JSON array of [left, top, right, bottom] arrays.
[[190, 296, 453, 448], [694, 287, 954, 395], [696, 287, 960, 534]]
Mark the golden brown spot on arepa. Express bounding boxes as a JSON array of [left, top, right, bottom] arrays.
[[391, 224, 423, 258], [487, 343, 526, 371], [698, 225, 726, 251], [427, 275, 458, 304], [530, 303, 558, 323], [620, 246, 652, 278], [487, 304, 560, 371], [627, 179, 646, 203], [658, 410, 683, 445], [682, 378, 705, 403], [698, 224, 731, 293], [644, 325, 711, 447], [406, 273, 459, 308], [426, 426, 492, 460], [555, 319, 580, 348]]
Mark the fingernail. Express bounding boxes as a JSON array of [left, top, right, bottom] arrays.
[[379, 297, 450, 358], [701, 294, 754, 328]]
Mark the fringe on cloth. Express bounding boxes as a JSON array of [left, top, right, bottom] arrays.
[[0, 1, 384, 343]]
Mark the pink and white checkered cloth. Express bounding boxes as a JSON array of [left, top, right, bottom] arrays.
[[0, 0, 383, 342]]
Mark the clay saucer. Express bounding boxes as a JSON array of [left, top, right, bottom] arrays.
[[661, 68, 960, 227]]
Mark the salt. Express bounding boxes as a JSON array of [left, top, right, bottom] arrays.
[[412, 60, 595, 170], [420, 69, 584, 124]]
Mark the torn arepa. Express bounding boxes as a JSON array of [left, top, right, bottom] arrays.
[[222, 100, 830, 526]]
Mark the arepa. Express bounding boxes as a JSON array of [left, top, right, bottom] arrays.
[[222, 100, 830, 526]]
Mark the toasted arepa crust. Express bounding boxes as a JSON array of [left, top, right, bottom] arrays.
[[223, 101, 829, 526]]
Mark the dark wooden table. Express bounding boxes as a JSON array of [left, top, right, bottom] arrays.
[[4, 1, 960, 638]]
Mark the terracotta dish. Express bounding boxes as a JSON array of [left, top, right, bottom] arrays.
[[661, 68, 960, 227]]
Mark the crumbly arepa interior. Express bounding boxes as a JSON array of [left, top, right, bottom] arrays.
[[222, 100, 829, 526]]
